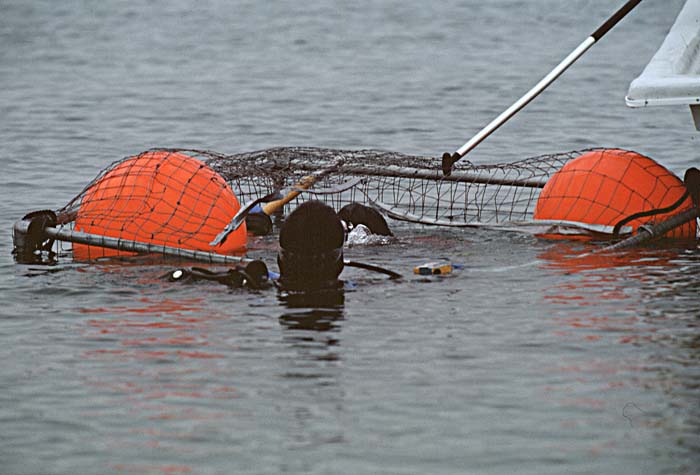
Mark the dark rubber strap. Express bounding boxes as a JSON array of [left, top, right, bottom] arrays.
[[684, 167, 700, 207], [344, 260, 402, 279], [612, 190, 689, 238], [603, 207, 700, 252], [591, 0, 642, 41]]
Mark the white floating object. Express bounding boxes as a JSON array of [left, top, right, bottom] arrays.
[[626, 0, 700, 129], [345, 224, 393, 247]]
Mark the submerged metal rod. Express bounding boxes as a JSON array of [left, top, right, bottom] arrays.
[[596, 206, 699, 252], [14, 220, 250, 264]]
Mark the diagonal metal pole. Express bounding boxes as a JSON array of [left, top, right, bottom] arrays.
[[442, 0, 643, 175]]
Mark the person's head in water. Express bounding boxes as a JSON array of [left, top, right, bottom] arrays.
[[277, 200, 345, 291], [337, 203, 393, 236]]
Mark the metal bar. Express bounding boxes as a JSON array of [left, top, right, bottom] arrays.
[[292, 164, 549, 188], [20, 221, 250, 264], [597, 207, 699, 252]]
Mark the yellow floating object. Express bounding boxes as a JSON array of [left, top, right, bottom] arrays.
[[414, 262, 452, 275]]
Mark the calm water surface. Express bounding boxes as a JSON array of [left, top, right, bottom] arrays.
[[1, 1, 699, 474]]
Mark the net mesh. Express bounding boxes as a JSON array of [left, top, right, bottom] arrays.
[[58, 147, 578, 232], [51, 146, 694, 257]]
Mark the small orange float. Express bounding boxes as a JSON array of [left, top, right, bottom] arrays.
[[534, 149, 696, 239], [73, 150, 246, 259]]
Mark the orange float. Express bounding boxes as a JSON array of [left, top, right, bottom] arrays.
[[534, 149, 696, 240], [73, 150, 246, 259]]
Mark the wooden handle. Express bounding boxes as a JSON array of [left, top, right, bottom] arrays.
[[261, 175, 316, 215]]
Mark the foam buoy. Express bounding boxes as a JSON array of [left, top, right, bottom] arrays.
[[73, 150, 246, 259], [534, 149, 696, 239]]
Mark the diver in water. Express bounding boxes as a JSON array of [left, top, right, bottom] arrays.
[[170, 200, 396, 292], [245, 199, 393, 238], [337, 203, 393, 237], [277, 200, 346, 291]]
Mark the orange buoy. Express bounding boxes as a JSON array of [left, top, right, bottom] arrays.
[[73, 150, 246, 259], [534, 149, 696, 239]]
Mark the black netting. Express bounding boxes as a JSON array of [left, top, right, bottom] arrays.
[[57, 147, 581, 229], [39, 146, 697, 261], [165, 146, 576, 227]]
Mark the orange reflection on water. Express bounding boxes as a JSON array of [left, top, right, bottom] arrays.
[[84, 349, 224, 360], [111, 464, 192, 474], [80, 295, 228, 360], [538, 243, 679, 344], [533, 241, 695, 458], [539, 241, 676, 275], [77, 287, 242, 470], [81, 296, 206, 316]]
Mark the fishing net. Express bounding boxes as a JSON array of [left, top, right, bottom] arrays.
[[195, 146, 575, 227], [40, 146, 694, 261], [56, 147, 576, 232]]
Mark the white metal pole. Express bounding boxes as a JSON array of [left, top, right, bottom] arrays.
[[442, 0, 643, 175]]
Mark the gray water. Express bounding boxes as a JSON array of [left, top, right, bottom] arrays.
[[1, 1, 699, 474]]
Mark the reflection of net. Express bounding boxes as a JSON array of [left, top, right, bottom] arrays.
[[57, 147, 580, 231]]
